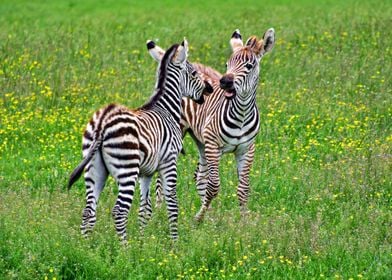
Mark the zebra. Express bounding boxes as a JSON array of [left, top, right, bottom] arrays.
[[68, 39, 213, 241], [146, 40, 223, 207], [147, 28, 275, 222]]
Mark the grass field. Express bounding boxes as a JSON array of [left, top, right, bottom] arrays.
[[1, 0, 391, 279]]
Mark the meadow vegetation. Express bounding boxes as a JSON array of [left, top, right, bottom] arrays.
[[0, 0, 391, 279]]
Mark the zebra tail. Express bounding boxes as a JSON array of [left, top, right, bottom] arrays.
[[68, 139, 101, 190]]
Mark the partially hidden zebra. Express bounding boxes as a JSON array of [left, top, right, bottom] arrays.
[[68, 39, 213, 241], [146, 40, 223, 207], [148, 28, 275, 222]]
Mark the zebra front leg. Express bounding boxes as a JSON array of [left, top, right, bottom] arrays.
[[195, 144, 221, 222], [160, 161, 179, 240], [235, 143, 255, 216], [81, 153, 108, 236], [139, 176, 153, 233], [112, 167, 139, 242]]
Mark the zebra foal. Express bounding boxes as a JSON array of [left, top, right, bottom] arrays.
[[68, 39, 213, 241], [148, 28, 275, 222]]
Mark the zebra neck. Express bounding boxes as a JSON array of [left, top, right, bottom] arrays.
[[153, 81, 182, 124], [140, 67, 183, 124], [227, 90, 257, 125]]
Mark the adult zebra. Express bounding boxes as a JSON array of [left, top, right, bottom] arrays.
[[148, 28, 275, 222], [68, 39, 213, 241]]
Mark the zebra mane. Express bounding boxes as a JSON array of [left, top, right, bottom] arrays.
[[192, 62, 222, 81], [139, 44, 180, 110]]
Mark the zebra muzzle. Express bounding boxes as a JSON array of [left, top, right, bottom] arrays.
[[224, 88, 236, 99], [220, 74, 236, 99], [220, 74, 234, 89]]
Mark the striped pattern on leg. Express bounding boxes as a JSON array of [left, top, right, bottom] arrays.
[[160, 161, 179, 239], [69, 40, 211, 241], [235, 143, 255, 214], [139, 176, 153, 232]]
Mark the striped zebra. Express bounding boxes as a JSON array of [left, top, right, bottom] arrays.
[[68, 39, 213, 241], [146, 41, 223, 207], [148, 28, 275, 222]]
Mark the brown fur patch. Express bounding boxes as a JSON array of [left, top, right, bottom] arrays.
[[246, 36, 263, 55]]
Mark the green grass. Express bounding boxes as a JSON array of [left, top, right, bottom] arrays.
[[1, 0, 391, 279]]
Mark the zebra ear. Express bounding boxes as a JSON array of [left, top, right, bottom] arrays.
[[181, 38, 189, 53], [146, 40, 165, 62], [173, 38, 188, 64], [230, 29, 243, 51], [257, 28, 275, 56]]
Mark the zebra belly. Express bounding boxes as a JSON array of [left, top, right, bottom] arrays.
[[137, 141, 162, 176], [139, 141, 180, 176]]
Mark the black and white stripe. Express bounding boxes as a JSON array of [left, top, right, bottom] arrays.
[[149, 29, 275, 221], [68, 40, 212, 241], [191, 28, 275, 221]]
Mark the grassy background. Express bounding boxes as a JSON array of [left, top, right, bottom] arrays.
[[0, 0, 391, 279]]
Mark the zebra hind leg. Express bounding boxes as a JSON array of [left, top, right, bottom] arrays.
[[193, 161, 200, 181], [81, 152, 108, 236], [195, 145, 221, 222], [155, 175, 163, 208], [189, 134, 208, 202], [160, 162, 179, 240], [139, 176, 153, 234], [111, 166, 139, 242]]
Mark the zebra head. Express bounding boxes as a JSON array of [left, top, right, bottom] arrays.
[[146, 39, 213, 104], [220, 28, 275, 99]]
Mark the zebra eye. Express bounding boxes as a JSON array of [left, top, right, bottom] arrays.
[[191, 70, 197, 77], [245, 63, 253, 70]]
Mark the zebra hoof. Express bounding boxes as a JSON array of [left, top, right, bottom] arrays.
[[80, 224, 93, 236], [240, 207, 251, 218], [195, 205, 209, 223], [120, 238, 128, 246], [194, 213, 204, 223], [170, 233, 179, 241]]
